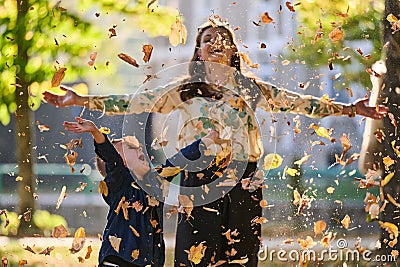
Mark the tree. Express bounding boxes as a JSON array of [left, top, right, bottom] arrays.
[[0, 0, 177, 236]]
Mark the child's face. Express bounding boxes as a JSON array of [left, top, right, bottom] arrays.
[[115, 142, 150, 179]]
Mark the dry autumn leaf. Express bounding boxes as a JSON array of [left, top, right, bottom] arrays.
[[52, 224, 69, 238], [132, 249, 140, 260], [88, 51, 97, 66], [85, 245, 92, 259], [314, 220, 326, 235], [159, 166, 181, 177], [99, 127, 110, 135], [328, 26, 344, 42], [51, 67, 67, 87], [262, 153, 283, 170], [118, 53, 139, 68], [70, 227, 86, 254], [39, 246, 55, 256], [37, 124, 50, 132], [18, 260, 28, 266], [55, 185, 67, 210], [298, 236, 315, 250], [187, 243, 206, 265], [169, 18, 187, 46], [341, 214, 351, 229], [98, 180, 109, 197], [261, 12, 273, 24], [142, 44, 153, 63], [109, 235, 122, 253], [178, 195, 193, 219]]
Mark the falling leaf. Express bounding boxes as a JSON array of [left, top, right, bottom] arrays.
[[24, 246, 36, 254], [37, 125, 50, 132], [64, 151, 78, 172], [178, 195, 193, 219], [169, 18, 187, 46], [118, 53, 139, 68], [314, 220, 326, 235], [286, 167, 298, 177], [52, 224, 69, 238], [259, 199, 268, 209], [147, 0, 156, 8], [70, 227, 86, 254], [109, 235, 122, 253], [132, 249, 140, 260], [66, 138, 83, 150], [262, 153, 283, 170], [326, 187, 335, 194], [281, 59, 290, 66], [285, 1, 296, 12], [341, 214, 351, 229], [18, 260, 28, 266], [261, 12, 273, 24], [88, 52, 97, 66], [388, 113, 397, 127], [56, 185, 67, 210], [238, 52, 259, 68], [15, 176, 23, 181], [229, 258, 249, 265], [387, 14, 399, 23], [98, 181, 109, 197], [328, 27, 344, 42], [387, 194, 400, 208], [297, 236, 315, 249], [158, 166, 181, 177], [85, 245, 92, 259], [383, 156, 395, 170], [311, 124, 335, 142], [99, 127, 110, 135], [381, 172, 395, 187], [51, 67, 67, 87], [294, 153, 311, 166], [142, 44, 153, 63], [320, 232, 333, 248], [129, 225, 140, 237], [39, 246, 55, 256], [379, 221, 399, 240], [109, 27, 117, 38], [187, 243, 206, 265], [75, 182, 87, 192]]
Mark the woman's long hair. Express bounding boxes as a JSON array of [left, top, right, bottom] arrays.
[[179, 22, 242, 101]]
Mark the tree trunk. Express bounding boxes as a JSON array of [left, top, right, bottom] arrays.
[[376, 0, 400, 264], [14, 0, 38, 236]]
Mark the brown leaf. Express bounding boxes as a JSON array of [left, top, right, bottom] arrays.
[[328, 27, 343, 42], [169, 18, 187, 46], [51, 67, 67, 87], [85, 245, 92, 259], [261, 12, 273, 24], [39, 246, 55, 256], [314, 220, 326, 235], [341, 214, 351, 229], [17, 260, 28, 266], [285, 1, 296, 12], [129, 225, 140, 237], [132, 249, 140, 260], [118, 53, 139, 68], [23, 246, 36, 254], [142, 44, 153, 63], [52, 224, 70, 238], [109, 235, 122, 252], [98, 180, 109, 197], [69, 227, 86, 254], [37, 124, 50, 132], [147, 0, 156, 8], [178, 195, 193, 219]]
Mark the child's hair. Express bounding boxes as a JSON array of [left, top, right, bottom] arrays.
[[95, 139, 124, 178]]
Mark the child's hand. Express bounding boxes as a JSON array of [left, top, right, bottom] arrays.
[[63, 117, 97, 133]]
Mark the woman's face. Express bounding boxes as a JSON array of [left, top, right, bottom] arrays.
[[198, 27, 237, 66]]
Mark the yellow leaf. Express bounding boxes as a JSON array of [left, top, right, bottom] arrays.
[[294, 154, 311, 166], [312, 124, 334, 142], [99, 127, 110, 135], [326, 187, 335, 194], [188, 243, 206, 264], [379, 221, 399, 239], [131, 249, 140, 260], [314, 220, 326, 235], [70, 227, 86, 254], [262, 153, 283, 170], [98, 181, 109, 197], [381, 172, 395, 187], [387, 14, 399, 23], [286, 167, 298, 177], [169, 18, 187, 46], [51, 67, 67, 87], [109, 235, 122, 253], [159, 166, 181, 177], [298, 236, 315, 250], [341, 214, 350, 229]]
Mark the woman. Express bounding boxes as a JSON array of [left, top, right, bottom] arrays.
[[44, 21, 387, 266]]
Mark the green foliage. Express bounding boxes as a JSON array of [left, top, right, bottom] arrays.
[[0, 211, 20, 236], [290, 0, 384, 87], [32, 210, 68, 236], [0, 0, 177, 125]]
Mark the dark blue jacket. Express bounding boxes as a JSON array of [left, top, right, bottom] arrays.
[[95, 137, 165, 266], [96, 137, 204, 266]]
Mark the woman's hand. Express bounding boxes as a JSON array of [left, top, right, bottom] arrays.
[[43, 85, 88, 107], [343, 97, 388, 120]]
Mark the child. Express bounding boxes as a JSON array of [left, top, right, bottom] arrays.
[[63, 117, 219, 267]]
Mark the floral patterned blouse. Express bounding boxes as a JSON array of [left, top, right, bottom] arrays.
[[88, 77, 344, 162]]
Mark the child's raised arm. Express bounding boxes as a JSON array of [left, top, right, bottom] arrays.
[[63, 117, 105, 144]]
